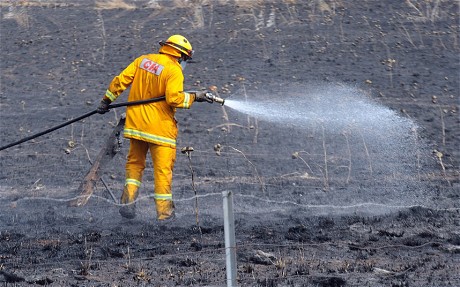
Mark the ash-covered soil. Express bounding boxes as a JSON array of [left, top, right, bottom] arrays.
[[0, 1, 459, 286]]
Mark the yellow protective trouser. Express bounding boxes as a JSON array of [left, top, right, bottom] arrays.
[[121, 138, 176, 220]]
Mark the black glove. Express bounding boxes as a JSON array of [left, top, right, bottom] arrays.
[[194, 92, 213, 103], [97, 98, 111, 114]]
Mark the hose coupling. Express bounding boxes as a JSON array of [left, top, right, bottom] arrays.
[[205, 93, 225, 105]]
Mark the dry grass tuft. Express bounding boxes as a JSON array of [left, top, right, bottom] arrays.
[[405, 0, 443, 22], [95, 0, 136, 10], [231, 0, 282, 8], [0, 1, 71, 7], [3, 6, 29, 28]]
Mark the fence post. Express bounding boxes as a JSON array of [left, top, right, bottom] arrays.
[[222, 190, 237, 286]]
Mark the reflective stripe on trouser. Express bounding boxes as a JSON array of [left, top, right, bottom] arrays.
[[124, 138, 176, 220], [120, 178, 141, 204]]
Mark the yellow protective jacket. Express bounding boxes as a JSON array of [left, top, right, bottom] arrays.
[[103, 53, 195, 148]]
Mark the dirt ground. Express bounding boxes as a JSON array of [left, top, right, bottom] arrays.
[[0, 0, 459, 286]]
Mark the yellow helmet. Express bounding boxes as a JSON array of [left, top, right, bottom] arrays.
[[159, 34, 193, 59]]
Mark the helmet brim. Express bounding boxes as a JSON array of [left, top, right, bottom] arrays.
[[159, 41, 193, 59]]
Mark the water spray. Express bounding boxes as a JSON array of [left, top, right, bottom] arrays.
[[219, 82, 434, 210]]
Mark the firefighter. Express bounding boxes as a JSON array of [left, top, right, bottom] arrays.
[[97, 35, 212, 221]]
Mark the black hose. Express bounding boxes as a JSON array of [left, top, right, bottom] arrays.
[[0, 96, 166, 152]]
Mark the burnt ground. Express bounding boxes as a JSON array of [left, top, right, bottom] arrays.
[[0, 0, 459, 286]]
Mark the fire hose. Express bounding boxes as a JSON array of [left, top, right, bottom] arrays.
[[0, 97, 167, 152], [0, 93, 225, 152]]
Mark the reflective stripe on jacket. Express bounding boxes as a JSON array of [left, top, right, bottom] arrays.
[[104, 53, 195, 148]]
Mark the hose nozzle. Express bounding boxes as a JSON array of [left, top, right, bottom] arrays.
[[205, 93, 225, 105]]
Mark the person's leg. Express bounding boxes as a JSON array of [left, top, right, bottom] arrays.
[[120, 139, 149, 219], [150, 144, 176, 220]]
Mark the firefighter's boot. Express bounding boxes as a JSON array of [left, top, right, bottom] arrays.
[[155, 197, 175, 221], [119, 182, 139, 219]]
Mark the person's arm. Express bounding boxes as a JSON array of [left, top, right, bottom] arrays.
[[164, 67, 194, 109], [103, 59, 138, 102]]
